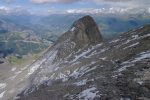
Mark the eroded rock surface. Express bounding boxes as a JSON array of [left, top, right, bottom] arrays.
[[2, 16, 149, 100]]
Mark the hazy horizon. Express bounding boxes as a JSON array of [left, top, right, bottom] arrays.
[[0, 0, 150, 15]]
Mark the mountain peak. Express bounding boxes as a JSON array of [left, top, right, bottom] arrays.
[[74, 15, 96, 27], [55, 15, 103, 59], [71, 15, 103, 44]]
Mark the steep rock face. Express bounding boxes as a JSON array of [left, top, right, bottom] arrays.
[[2, 16, 149, 100], [55, 15, 102, 59], [56, 15, 102, 44], [73, 15, 102, 44]]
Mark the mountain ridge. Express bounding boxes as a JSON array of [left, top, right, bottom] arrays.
[[15, 16, 150, 100], [0, 16, 149, 100], [53, 15, 103, 60]]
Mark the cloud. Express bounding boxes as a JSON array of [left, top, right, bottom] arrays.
[[1, 0, 149, 15], [0, 5, 30, 14], [30, 0, 150, 9], [30, 0, 79, 4], [94, 0, 132, 2], [148, 7, 150, 13], [31, 0, 133, 4], [91, 0, 150, 9], [65, 7, 150, 14], [0, 6, 9, 10], [0, 6, 10, 13], [2, 0, 149, 8]]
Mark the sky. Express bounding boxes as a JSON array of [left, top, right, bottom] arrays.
[[0, 0, 150, 15]]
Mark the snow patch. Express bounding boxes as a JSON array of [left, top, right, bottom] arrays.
[[70, 65, 97, 79], [117, 51, 150, 73], [132, 35, 138, 39], [88, 50, 97, 57], [99, 57, 107, 60], [71, 61, 81, 66], [13, 96, 20, 100], [91, 61, 96, 65], [71, 48, 93, 63], [11, 67, 16, 71], [141, 33, 150, 38], [73, 43, 103, 59], [137, 81, 144, 85], [70, 68, 80, 79], [84, 66, 97, 74], [39, 76, 49, 84], [71, 42, 76, 48], [115, 34, 140, 48], [27, 58, 46, 76], [27, 50, 57, 77], [15, 71, 22, 75], [131, 33, 150, 39], [79, 87, 99, 100], [99, 48, 108, 53], [88, 48, 108, 57], [70, 27, 76, 32], [54, 67, 59, 71], [120, 97, 131, 100], [74, 79, 87, 86], [117, 64, 134, 72], [8, 75, 17, 80], [123, 42, 139, 49], [121, 33, 150, 47], [109, 39, 120, 43], [56, 73, 68, 82], [122, 51, 150, 65], [132, 51, 150, 62], [0, 83, 6, 89], [0, 91, 5, 98]]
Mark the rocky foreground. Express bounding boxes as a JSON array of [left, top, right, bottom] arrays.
[[1, 15, 149, 100]]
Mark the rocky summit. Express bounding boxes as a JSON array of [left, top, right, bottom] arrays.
[[1, 16, 150, 100], [55, 15, 103, 59]]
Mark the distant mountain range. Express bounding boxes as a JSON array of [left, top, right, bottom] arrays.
[[0, 13, 150, 40], [0, 6, 150, 15], [0, 13, 149, 64], [0, 19, 50, 61]]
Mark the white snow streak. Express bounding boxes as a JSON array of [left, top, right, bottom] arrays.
[[0, 91, 5, 98], [0, 83, 6, 89], [132, 51, 150, 62], [11, 67, 16, 71], [79, 87, 99, 100], [74, 79, 87, 86], [70, 27, 76, 32], [123, 42, 139, 49]]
